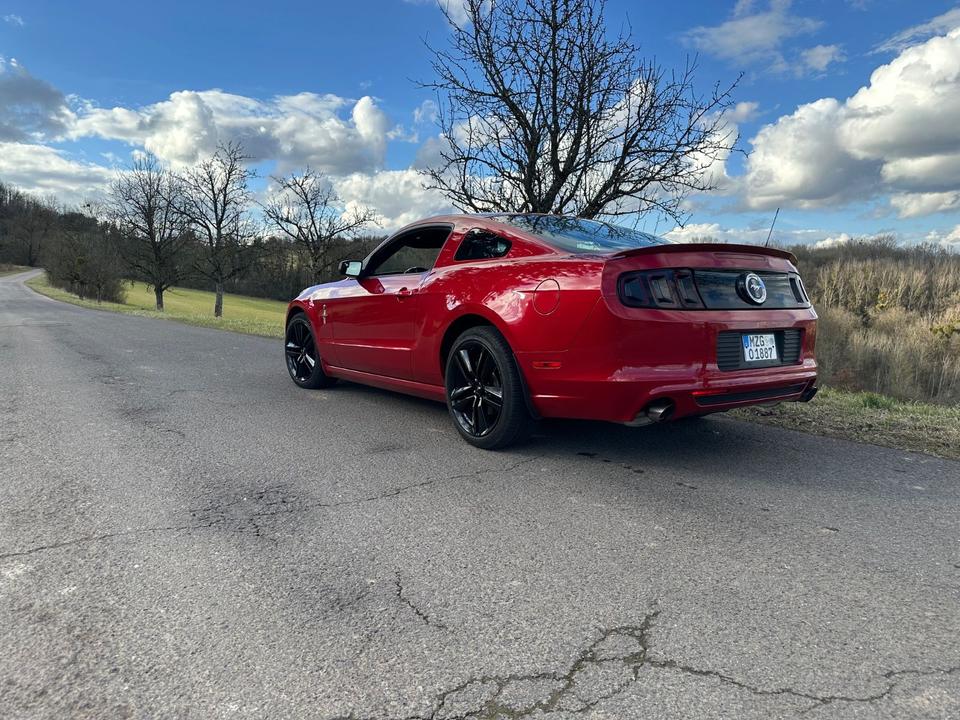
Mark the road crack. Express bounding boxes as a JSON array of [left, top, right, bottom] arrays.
[[325, 612, 960, 720], [394, 570, 448, 630]]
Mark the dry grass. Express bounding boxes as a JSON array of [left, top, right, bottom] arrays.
[[788, 239, 960, 405], [734, 387, 960, 461]]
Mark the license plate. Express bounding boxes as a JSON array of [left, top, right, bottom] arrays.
[[742, 333, 778, 363]]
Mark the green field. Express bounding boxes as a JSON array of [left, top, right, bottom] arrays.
[[27, 273, 287, 338]]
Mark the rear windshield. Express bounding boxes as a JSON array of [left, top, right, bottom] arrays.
[[492, 214, 671, 254]]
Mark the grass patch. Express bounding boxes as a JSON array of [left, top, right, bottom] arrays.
[[733, 386, 960, 460], [27, 273, 287, 338], [0, 263, 30, 277]]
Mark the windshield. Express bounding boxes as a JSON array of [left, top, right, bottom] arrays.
[[492, 214, 671, 253]]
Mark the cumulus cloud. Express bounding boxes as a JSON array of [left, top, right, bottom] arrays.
[[0, 57, 75, 141], [889, 191, 960, 218], [3, 14, 24, 26], [813, 233, 853, 249], [799, 44, 845, 74], [683, 0, 823, 73], [0, 142, 113, 204], [744, 25, 960, 217], [72, 90, 392, 174], [336, 169, 452, 230]]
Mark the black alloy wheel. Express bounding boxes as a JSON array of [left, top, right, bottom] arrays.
[[445, 326, 533, 449], [285, 315, 336, 389]]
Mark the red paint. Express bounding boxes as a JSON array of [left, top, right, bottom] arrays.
[[288, 215, 818, 423]]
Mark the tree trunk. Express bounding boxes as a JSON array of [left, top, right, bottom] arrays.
[[214, 280, 224, 318], [154, 286, 165, 312]]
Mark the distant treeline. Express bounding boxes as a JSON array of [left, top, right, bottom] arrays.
[[0, 175, 385, 305], [3, 175, 958, 404]]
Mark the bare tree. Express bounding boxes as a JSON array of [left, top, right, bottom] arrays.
[[262, 169, 377, 283], [421, 0, 740, 223], [178, 142, 257, 317], [109, 154, 189, 311]]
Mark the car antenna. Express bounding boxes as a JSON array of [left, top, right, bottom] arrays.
[[764, 207, 780, 247]]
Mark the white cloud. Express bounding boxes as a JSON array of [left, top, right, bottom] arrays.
[[72, 90, 392, 174], [745, 98, 877, 209], [924, 224, 960, 248], [799, 44, 845, 74], [413, 99, 438, 125], [664, 221, 824, 246], [336, 169, 452, 230], [403, 0, 471, 27], [683, 0, 822, 72], [889, 191, 960, 218], [873, 7, 960, 54], [727, 101, 760, 123], [743, 26, 960, 217], [2, 14, 24, 26], [0, 142, 113, 205], [813, 233, 853, 249]]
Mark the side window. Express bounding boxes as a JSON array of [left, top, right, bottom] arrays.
[[366, 227, 452, 276], [455, 230, 511, 261]]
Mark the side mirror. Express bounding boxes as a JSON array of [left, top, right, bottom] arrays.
[[339, 260, 363, 278]]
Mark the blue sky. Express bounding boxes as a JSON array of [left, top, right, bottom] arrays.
[[1, 0, 959, 247]]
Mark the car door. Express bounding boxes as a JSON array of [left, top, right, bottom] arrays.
[[330, 226, 451, 379]]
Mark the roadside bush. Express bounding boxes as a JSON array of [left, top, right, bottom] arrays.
[[43, 214, 126, 304], [792, 238, 960, 405]]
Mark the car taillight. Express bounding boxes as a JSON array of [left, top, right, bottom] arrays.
[[618, 269, 705, 309], [790, 276, 810, 304]]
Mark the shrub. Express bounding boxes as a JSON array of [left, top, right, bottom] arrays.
[[790, 238, 960, 405]]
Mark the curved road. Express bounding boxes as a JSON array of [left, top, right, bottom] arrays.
[[1, 270, 958, 719]]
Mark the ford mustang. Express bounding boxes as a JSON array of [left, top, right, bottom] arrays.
[[284, 214, 818, 449]]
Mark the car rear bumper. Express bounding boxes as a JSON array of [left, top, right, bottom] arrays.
[[517, 306, 818, 423]]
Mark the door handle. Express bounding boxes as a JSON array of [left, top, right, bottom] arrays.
[[397, 288, 412, 300]]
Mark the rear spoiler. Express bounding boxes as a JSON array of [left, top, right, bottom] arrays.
[[610, 243, 797, 264]]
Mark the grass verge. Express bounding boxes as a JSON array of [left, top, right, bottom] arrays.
[[733, 386, 960, 461], [26, 273, 286, 338], [0, 263, 30, 277]]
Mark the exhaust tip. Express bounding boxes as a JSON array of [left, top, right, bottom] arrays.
[[800, 385, 819, 403], [625, 398, 675, 427], [647, 399, 675, 422]]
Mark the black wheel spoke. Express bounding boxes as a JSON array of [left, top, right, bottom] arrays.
[[456, 348, 475, 381], [475, 350, 488, 383], [450, 385, 473, 402], [448, 339, 504, 439], [482, 387, 502, 408]]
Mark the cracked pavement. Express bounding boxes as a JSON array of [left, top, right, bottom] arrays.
[[1, 270, 959, 719]]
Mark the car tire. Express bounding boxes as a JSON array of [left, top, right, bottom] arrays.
[[445, 326, 533, 450], [285, 314, 337, 389]]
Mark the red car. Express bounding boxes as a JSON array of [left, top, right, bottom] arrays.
[[285, 214, 818, 449]]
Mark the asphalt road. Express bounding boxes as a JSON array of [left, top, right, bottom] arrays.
[[1, 270, 958, 720]]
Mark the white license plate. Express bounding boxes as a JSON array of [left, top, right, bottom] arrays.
[[742, 333, 778, 363]]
